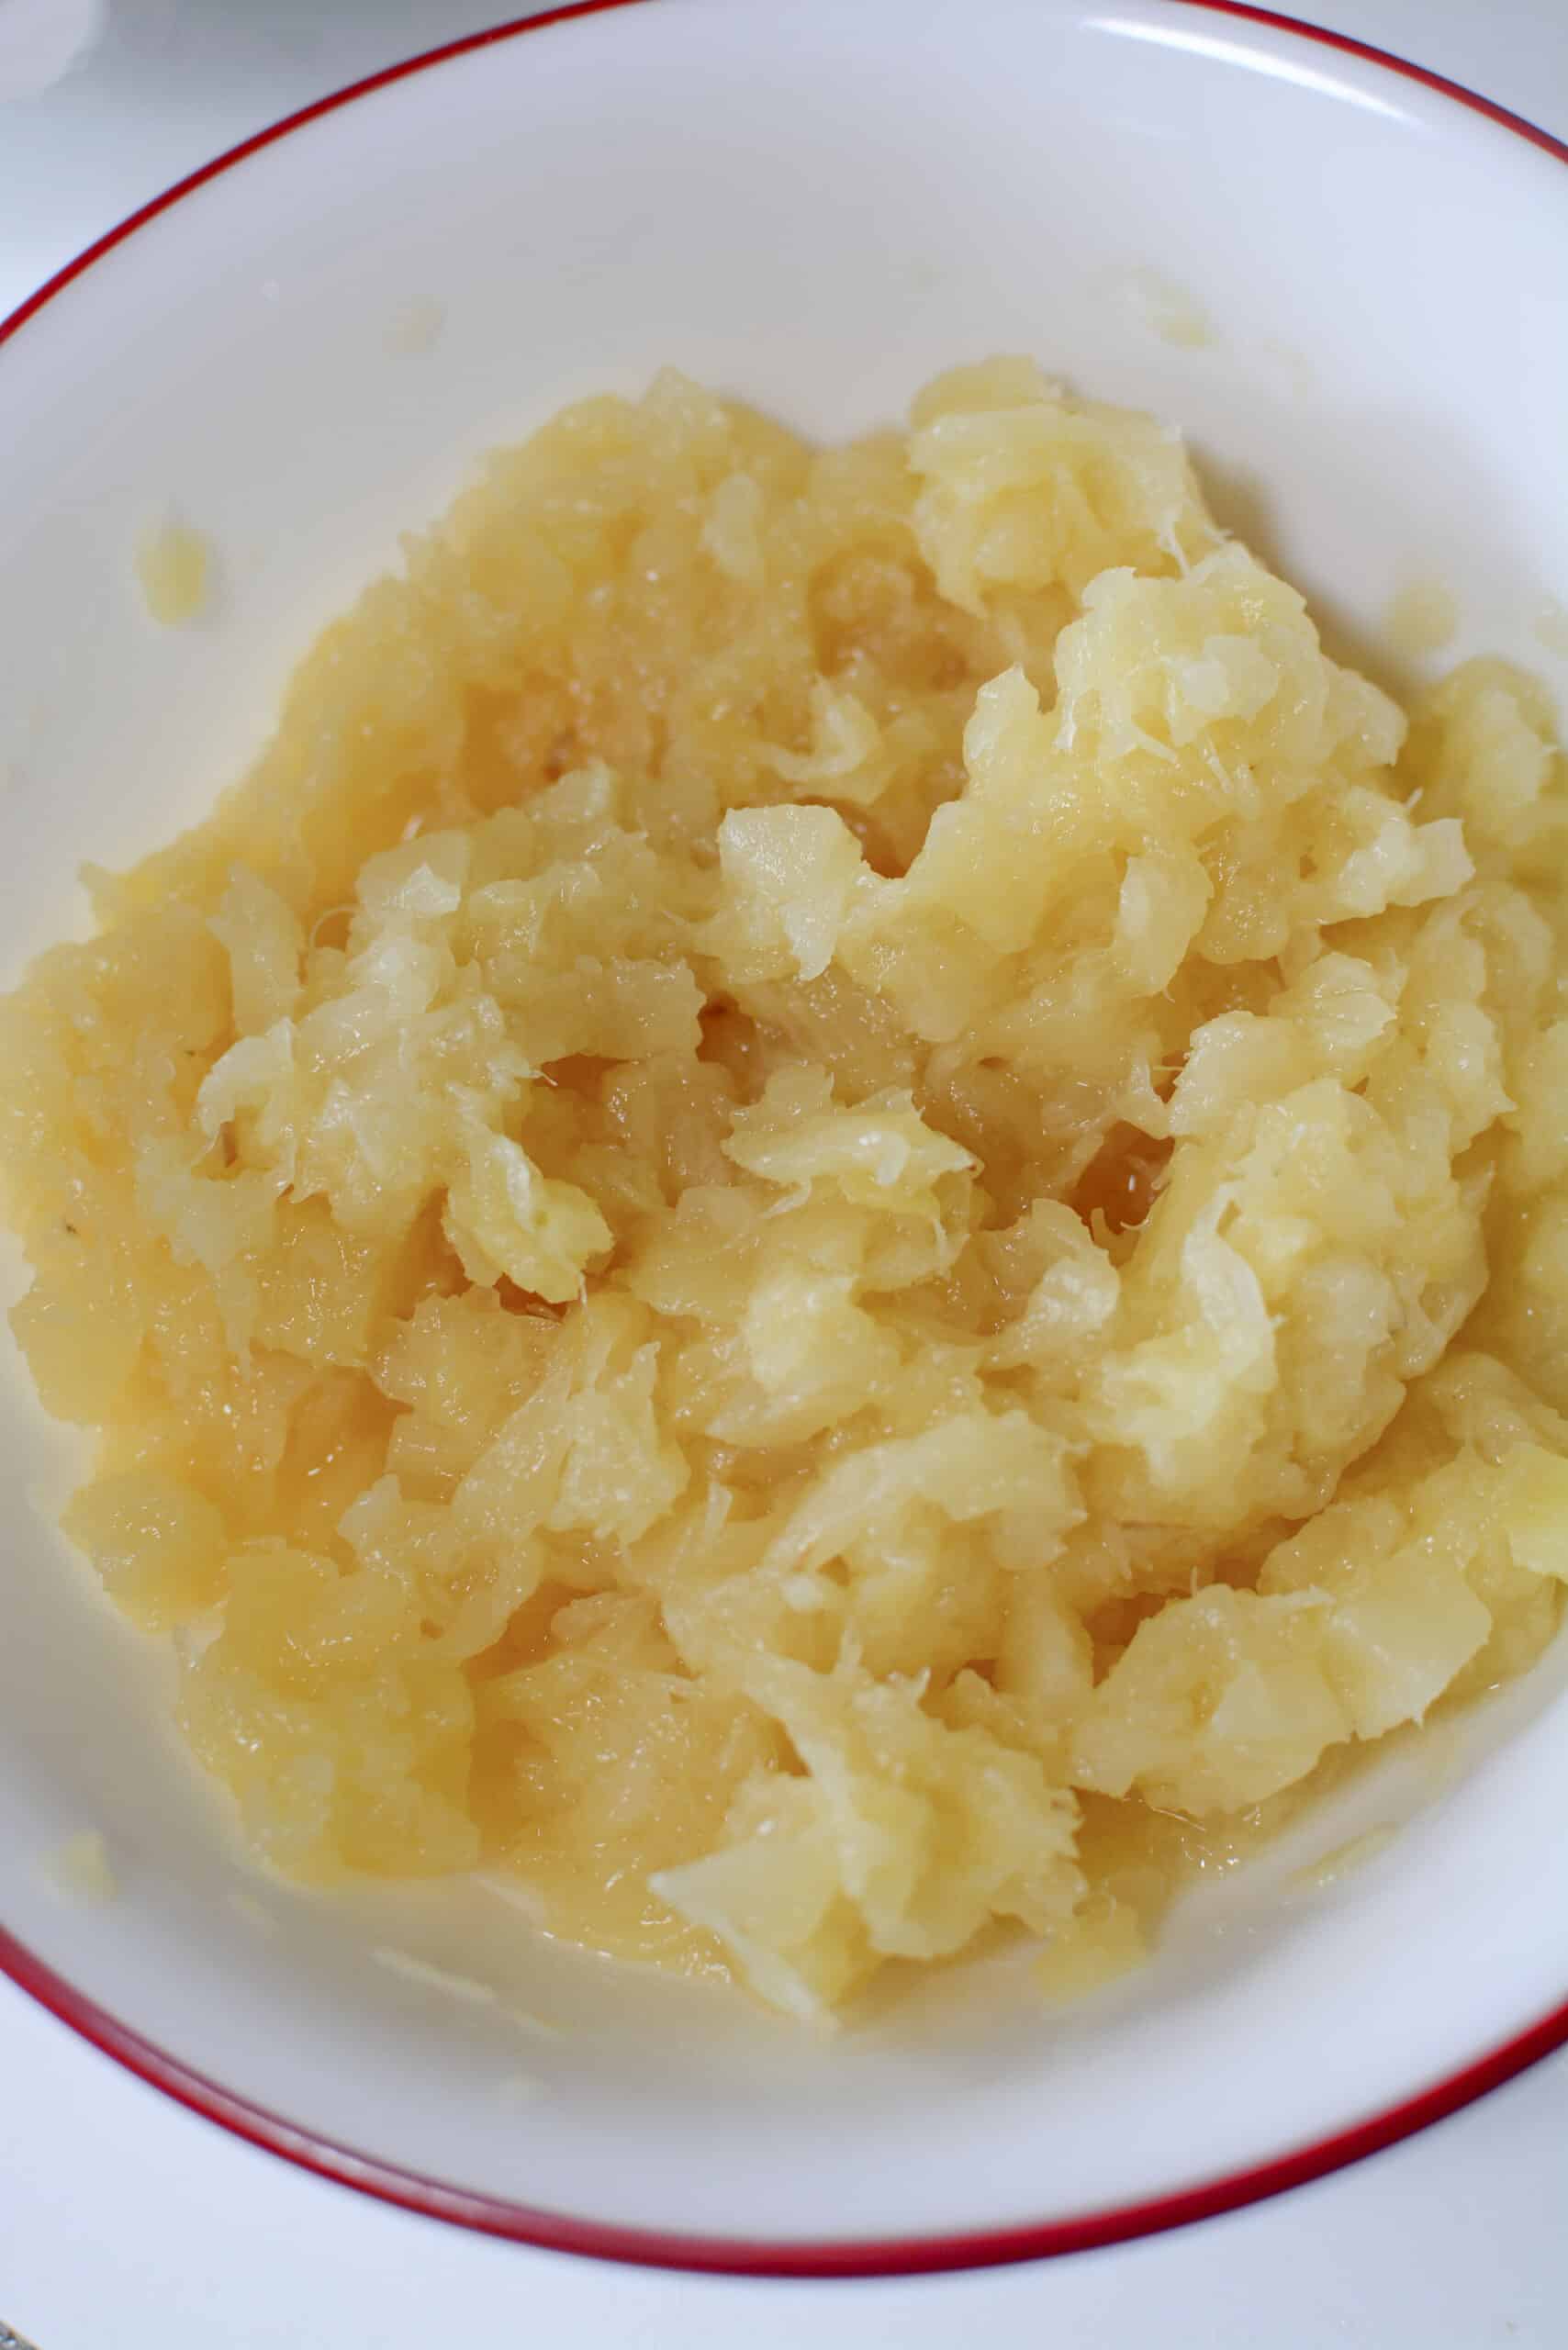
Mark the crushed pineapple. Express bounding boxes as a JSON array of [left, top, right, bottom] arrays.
[[135, 519, 212, 626], [41, 1828, 117, 1905], [4, 362, 1567, 2022]]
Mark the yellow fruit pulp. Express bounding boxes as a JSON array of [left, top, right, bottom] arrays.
[[4, 360, 1566, 2020]]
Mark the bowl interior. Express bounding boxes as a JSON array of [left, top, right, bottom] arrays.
[[2, 0, 1566, 2261]]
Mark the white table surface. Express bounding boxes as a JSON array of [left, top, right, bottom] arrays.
[[2, 4, 1566, 2343]]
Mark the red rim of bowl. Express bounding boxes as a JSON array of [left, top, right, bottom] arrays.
[[2, 0, 1566, 2281]]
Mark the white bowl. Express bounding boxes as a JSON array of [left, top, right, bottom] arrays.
[[2, 0, 1566, 2278]]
